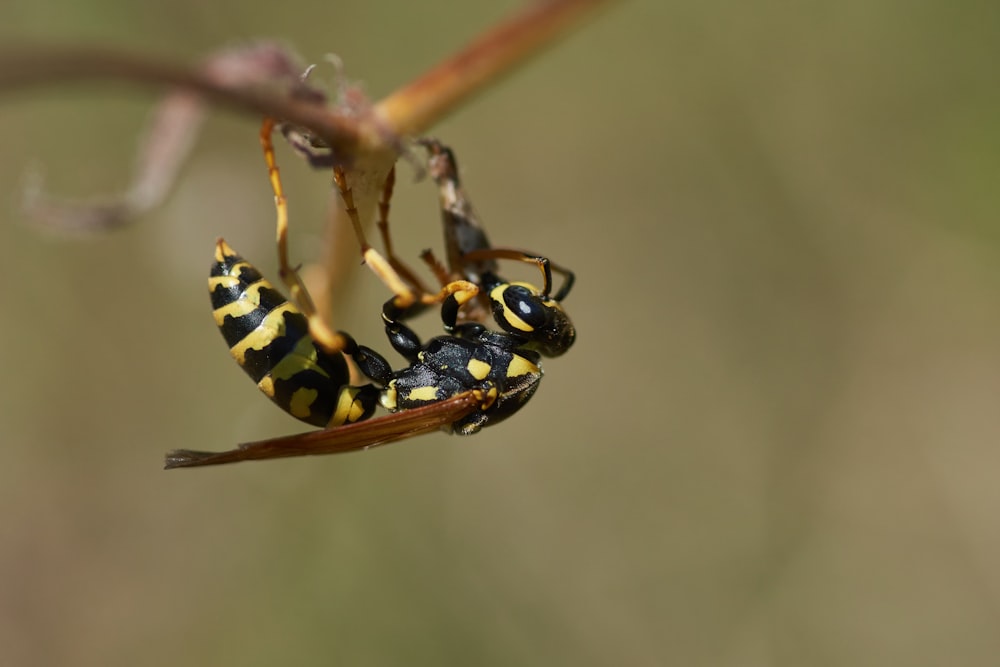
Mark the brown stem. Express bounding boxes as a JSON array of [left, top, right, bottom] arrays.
[[0, 45, 366, 155], [0, 2, 617, 169], [374, 0, 617, 137]]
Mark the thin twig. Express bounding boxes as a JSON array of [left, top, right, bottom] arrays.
[[0, 45, 367, 155], [375, 0, 616, 136]]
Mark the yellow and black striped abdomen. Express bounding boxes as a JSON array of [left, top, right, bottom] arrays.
[[209, 239, 377, 428]]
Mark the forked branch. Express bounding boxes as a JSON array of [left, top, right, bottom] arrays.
[[0, 0, 614, 157], [2, 0, 616, 312]]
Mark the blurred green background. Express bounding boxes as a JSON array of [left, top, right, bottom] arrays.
[[3, 1, 1000, 665]]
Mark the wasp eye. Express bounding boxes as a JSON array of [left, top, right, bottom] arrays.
[[498, 285, 548, 331]]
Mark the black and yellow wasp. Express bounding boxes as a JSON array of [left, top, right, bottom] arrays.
[[165, 136, 574, 468]]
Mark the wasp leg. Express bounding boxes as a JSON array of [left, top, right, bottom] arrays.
[[364, 278, 479, 367], [461, 248, 575, 301], [378, 279, 478, 328], [435, 281, 481, 333], [376, 280, 478, 363], [260, 118, 308, 305], [259, 118, 351, 356], [419, 248, 452, 287], [332, 166, 443, 321], [375, 166, 434, 298], [338, 330, 394, 387]]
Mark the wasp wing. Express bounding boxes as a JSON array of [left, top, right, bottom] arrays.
[[164, 391, 480, 469]]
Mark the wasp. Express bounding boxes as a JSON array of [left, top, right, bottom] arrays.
[[164, 138, 575, 468]]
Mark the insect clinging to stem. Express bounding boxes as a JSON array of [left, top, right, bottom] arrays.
[[164, 130, 575, 468]]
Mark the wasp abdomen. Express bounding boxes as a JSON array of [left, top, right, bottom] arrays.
[[209, 239, 377, 428]]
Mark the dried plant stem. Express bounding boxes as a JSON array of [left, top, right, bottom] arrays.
[[0, 46, 365, 155], [375, 0, 616, 137], [0, 0, 614, 156]]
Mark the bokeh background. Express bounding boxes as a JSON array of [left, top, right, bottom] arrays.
[[3, 1, 1000, 665]]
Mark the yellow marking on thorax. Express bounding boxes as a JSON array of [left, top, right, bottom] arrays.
[[405, 386, 440, 402], [380, 382, 399, 411], [506, 354, 540, 379], [466, 358, 491, 380], [481, 385, 499, 409]]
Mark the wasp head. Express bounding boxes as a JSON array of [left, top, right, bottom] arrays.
[[489, 282, 576, 357]]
